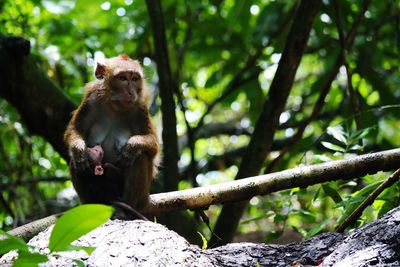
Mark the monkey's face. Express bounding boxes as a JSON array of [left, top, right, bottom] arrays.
[[108, 71, 142, 112]]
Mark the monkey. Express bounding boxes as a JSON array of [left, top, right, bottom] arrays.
[[87, 145, 122, 176], [87, 145, 105, 176], [64, 54, 159, 211]]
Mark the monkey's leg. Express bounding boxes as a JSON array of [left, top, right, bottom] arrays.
[[122, 154, 153, 210]]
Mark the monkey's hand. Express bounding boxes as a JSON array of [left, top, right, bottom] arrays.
[[70, 140, 91, 172], [116, 144, 142, 168]]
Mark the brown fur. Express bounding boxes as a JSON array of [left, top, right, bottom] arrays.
[[64, 54, 159, 210]]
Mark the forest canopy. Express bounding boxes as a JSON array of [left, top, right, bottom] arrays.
[[0, 0, 399, 246]]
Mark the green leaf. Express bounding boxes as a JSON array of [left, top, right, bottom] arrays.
[[322, 184, 343, 203], [197, 231, 208, 250], [0, 230, 29, 254], [327, 126, 347, 144], [313, 187, 321, 202], [74, 260, 86, 267], [265, 230, 283, 242], [304, 219, 329, 239], [378, 200, 396, 218], [48, 204, 113, 252], [321, 141, 346, 153], [350, 127, 373, 141], [12, 251, 48, 267], [62, 245, 96, 255], [336, 181, 381, 224]]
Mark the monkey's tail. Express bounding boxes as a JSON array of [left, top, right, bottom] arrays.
[[111, 201, 148, 221]]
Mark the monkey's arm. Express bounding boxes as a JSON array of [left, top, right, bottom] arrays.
[[126, 132, 159, 157], [117, 111, 159, 167], [64, 95, 92, 171]]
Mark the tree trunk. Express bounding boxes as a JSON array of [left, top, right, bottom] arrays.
[[0, 37, 75, 160]]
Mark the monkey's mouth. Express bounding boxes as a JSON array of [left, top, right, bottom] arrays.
[[117, 100, 133, 110]]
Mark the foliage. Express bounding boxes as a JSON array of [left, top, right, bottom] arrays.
[[0, 204, 113, 266], [0, 0, 400, 244]]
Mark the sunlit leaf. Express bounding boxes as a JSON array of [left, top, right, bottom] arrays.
[[64, 245, 96, 255], [197, 231, 208, 250], [48, 204, 113, 252], [13, 251, 48, 267], [0, 230, 29, 254], [321, 141, 346, 153], [327, 126, 347, 144], [74, 259, 86, 267]]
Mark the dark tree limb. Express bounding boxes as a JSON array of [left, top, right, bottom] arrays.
[[0, 37, 75, 160], [211, 0, 322, 245], [193, 3, 296, 134], [145, 0, 202, 245], [145, 0, 180, 192], [265, 1, 370, 173]]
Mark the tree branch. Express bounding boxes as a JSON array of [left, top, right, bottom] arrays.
[[0, 37, 75, 160], [146, 148, 400, 214], [193, 4, 296, 134]]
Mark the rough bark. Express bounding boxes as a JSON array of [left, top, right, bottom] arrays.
[[2, 206, 400, 266], [0, 37, 75, 160], [212, 0, 322, 245]]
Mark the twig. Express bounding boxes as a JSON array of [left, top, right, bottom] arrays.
[[336, 168, 400, 233]]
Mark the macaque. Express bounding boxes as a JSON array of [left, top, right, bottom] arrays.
[[87, 145, 121, 176], [64, 54, 159, 211], [87, 145, 105, 176]]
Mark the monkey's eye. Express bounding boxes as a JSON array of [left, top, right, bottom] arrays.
[[132, 76, 140, 82], [118, 76, 128, 81]]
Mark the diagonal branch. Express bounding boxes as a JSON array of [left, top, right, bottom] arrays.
[[265, 1, 371, 173], [193, 5, 296, 134], [211, 0, 322, 245]]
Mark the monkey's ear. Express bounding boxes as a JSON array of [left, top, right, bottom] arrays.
[[95, 63, 106, 79]]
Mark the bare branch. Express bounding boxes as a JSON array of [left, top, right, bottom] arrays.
[[146, 148, 400, 214]]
